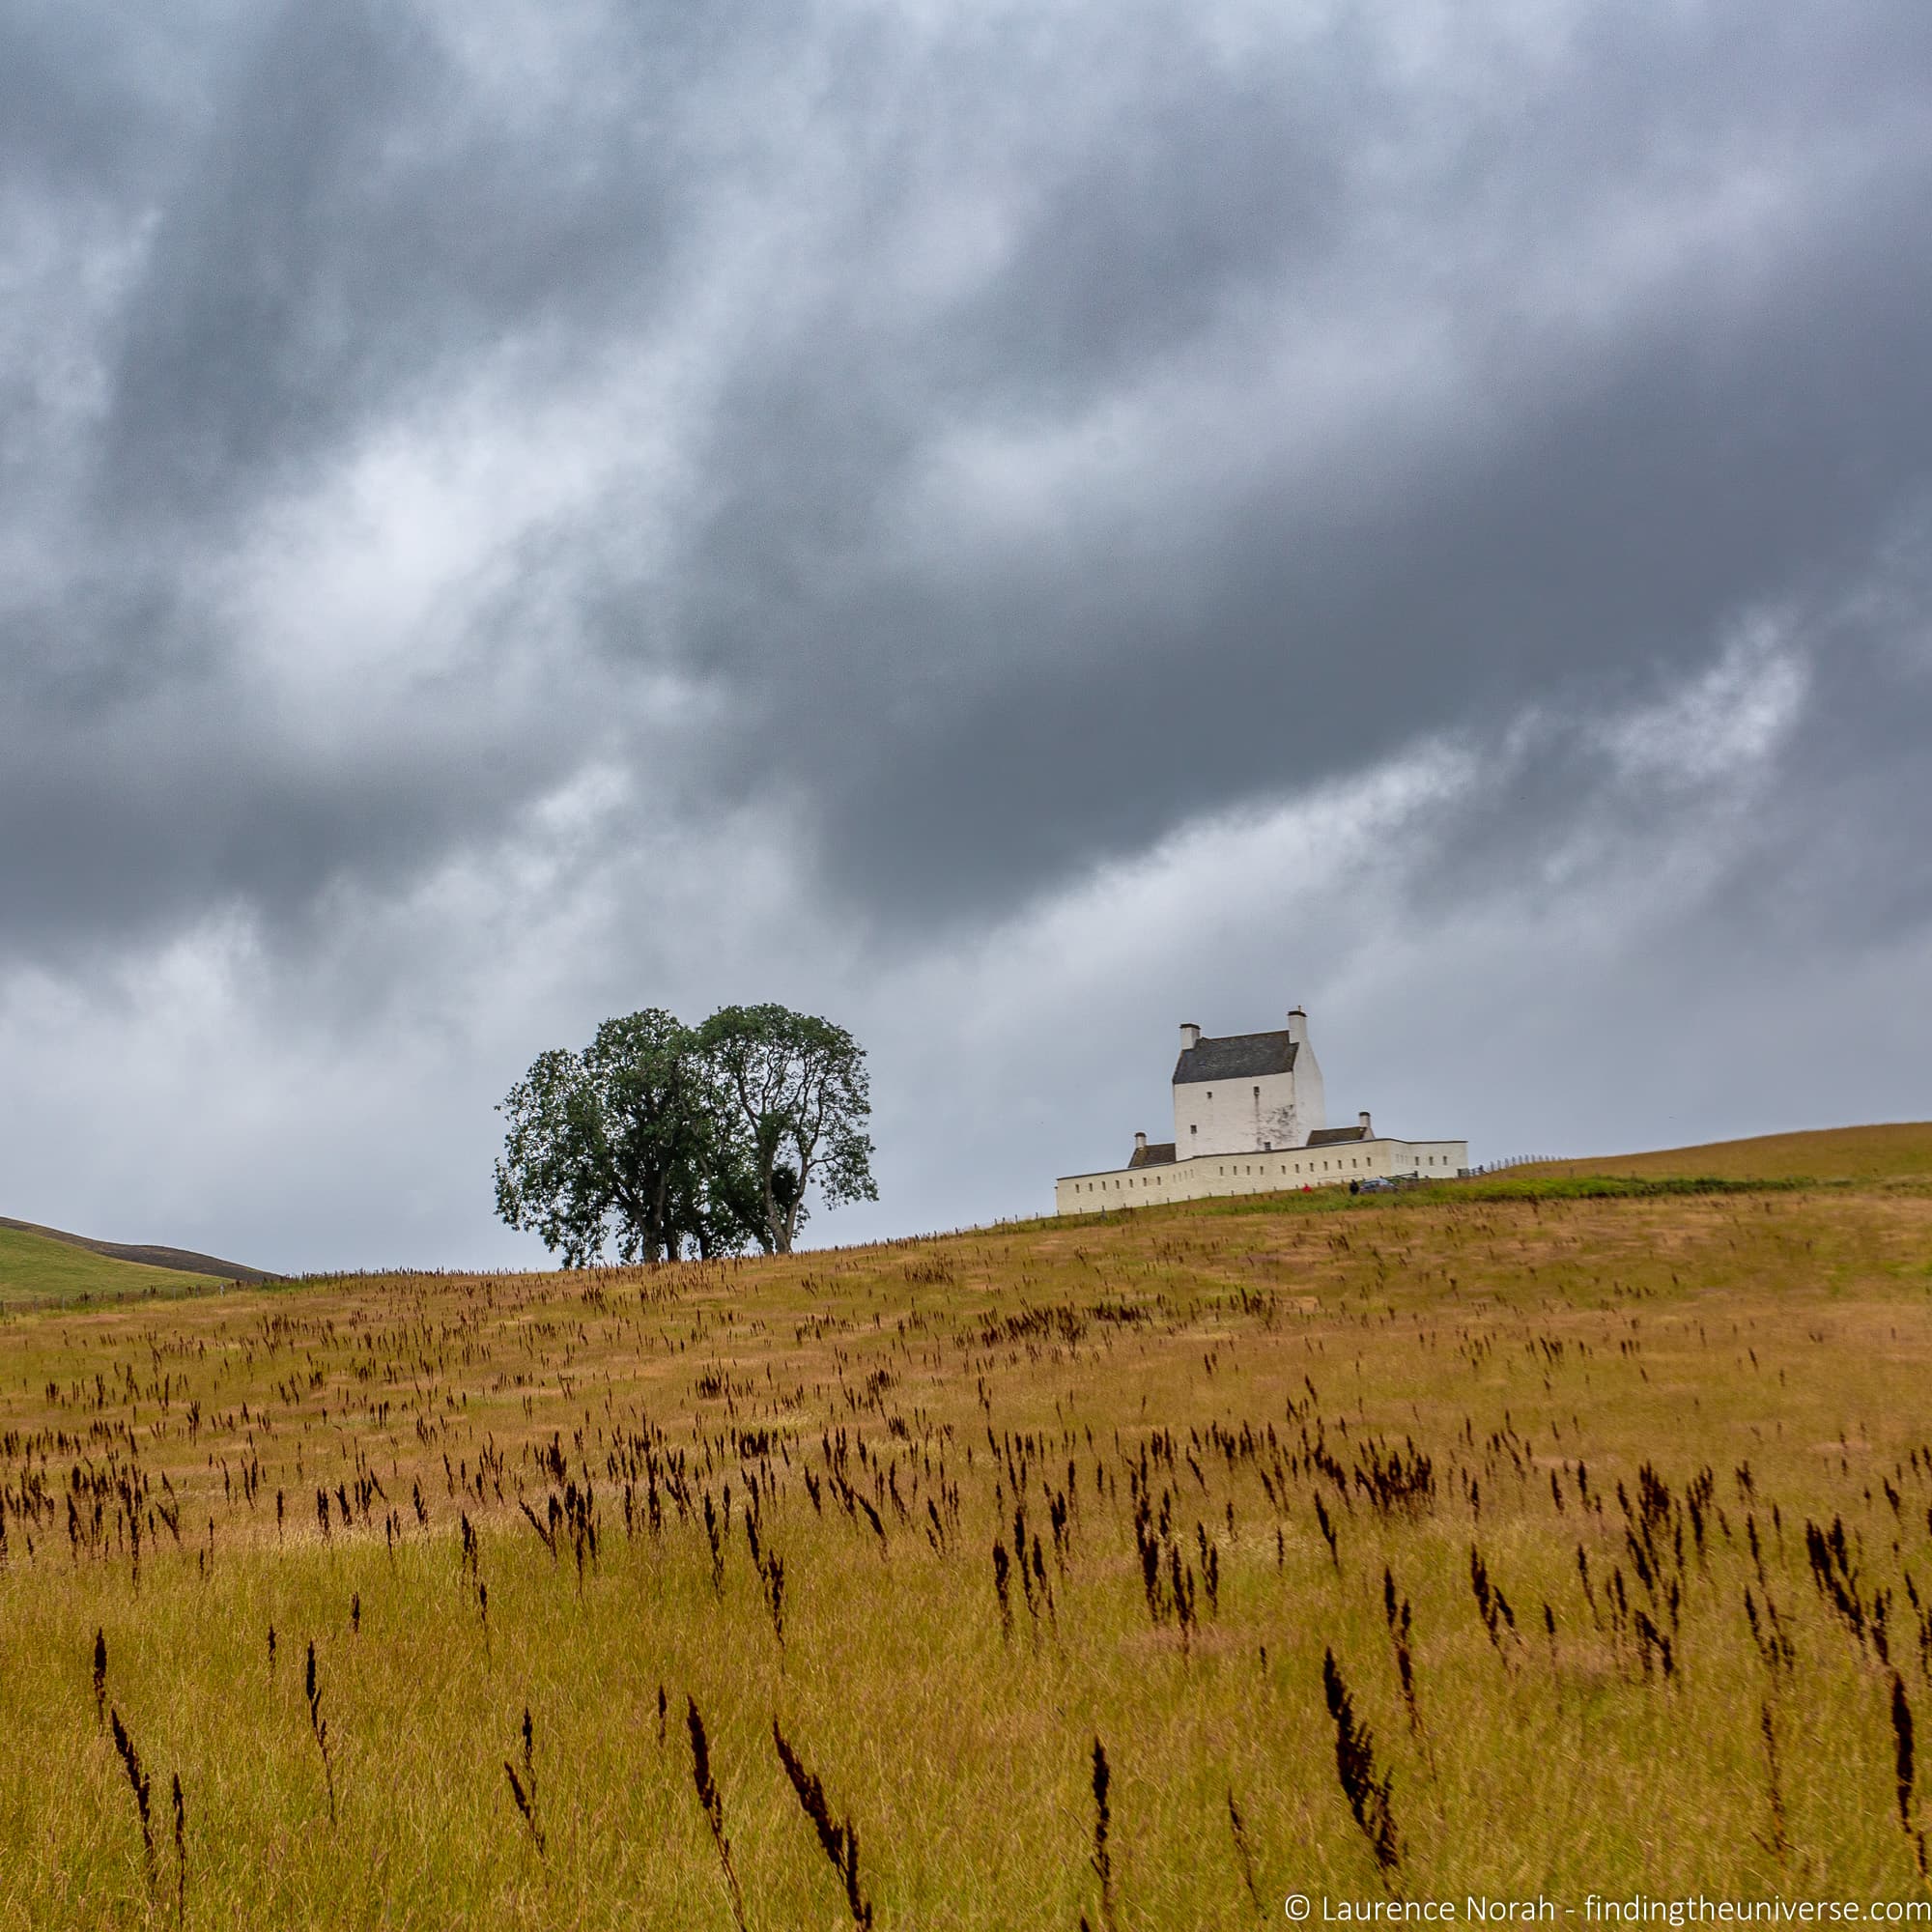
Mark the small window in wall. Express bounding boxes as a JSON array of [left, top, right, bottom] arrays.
[[1263, 1141, 1271, 1151], [1207, 1091, 1213, 1101], [1253, 1086, 1260, 1098], [1189, 1124, 1197, 1138]]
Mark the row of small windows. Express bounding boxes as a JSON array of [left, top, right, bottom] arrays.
[[1186, 1087, 1271, 1135], [1070, 1150, 1453, 1195]]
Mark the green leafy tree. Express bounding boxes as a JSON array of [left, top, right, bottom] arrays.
[[664, 1104, 767, 1261], [494, 1009, 741, 1264], [696, 1004, 878, 1254]]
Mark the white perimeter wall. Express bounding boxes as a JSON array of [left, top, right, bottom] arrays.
[[1054, 1138, 1469, 1214]]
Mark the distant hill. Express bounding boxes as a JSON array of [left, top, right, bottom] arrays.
[[0, 1215, 271, 1280], [0, 1217, 272, 1309], [0, 1225, 221, 1307], [1524, 1122, 1932, 1184]]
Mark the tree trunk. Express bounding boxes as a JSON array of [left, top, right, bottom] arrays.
[[762, 1166, 787, 1254], [649, 1171, 673, 1264]]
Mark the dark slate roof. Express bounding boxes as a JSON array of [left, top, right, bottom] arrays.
[[1128, 1141, 1177, 1168], [1306, 1124, 1369, 1146], [1172, 1030, 1297, 1086]]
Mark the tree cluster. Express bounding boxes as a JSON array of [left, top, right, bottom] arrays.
[[493, 1005, 877, 1264]]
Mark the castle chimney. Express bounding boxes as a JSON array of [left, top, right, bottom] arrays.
[[1134, 1131, 1148, 1151], [1179, 1023, 1201, 1051], [1358, 1110, 1373, 1137], [1286, 1007, 1308, 1045]]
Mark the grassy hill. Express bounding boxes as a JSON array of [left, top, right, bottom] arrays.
[[1, 1133, 1930, 1921], [1525, 1119, 1932, 1183], [0, 1221, 229, 1307]]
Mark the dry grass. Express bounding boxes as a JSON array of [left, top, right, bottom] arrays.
[[1528, 1120, 1932, 1184], [4, 1144, 1932, 1923]]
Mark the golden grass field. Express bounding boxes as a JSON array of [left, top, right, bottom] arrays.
[[5, 1127, 1932, 1928], [1532, 1122, 1932, 1185]]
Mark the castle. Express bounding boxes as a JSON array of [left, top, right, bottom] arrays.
[[1054, 1006, 1467, 1213]]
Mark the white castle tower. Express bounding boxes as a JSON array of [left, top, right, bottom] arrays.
[[1169, 1006, 1326, 1156], [1056, 1003, 1466, 1212]]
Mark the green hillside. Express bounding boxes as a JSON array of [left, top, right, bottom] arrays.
[[0, 1224, 226, 1308]]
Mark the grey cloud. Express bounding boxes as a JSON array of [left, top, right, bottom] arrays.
[[5, 0, 1926, 960], [99, 4, 688, 522], [638, 1, 1932, 925], [0, 0, 1930, 1265], [0, 7, 175, 190]]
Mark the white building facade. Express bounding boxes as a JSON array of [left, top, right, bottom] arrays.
[[1172, 1007, 1324, 1155], [1054, 1006, 1467, 1214]]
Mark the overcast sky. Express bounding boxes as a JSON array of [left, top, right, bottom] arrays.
[[4, 0, 1929, 1271]]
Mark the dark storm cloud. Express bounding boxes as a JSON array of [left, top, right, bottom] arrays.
[[3, 0, 1931, 976], [663, 5, 1932, 924], [0, 8, 169, 188], [98, 2, 700, 521]]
